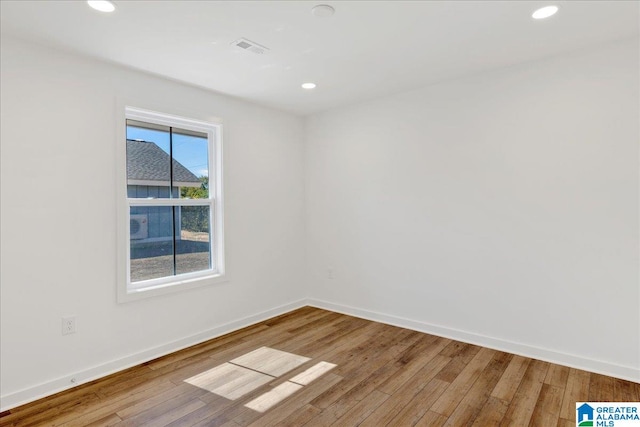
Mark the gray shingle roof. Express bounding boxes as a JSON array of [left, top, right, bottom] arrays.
[[126, 140, 201, 185]]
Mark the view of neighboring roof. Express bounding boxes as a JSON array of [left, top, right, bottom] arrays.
[[126, 139, 201, 186]]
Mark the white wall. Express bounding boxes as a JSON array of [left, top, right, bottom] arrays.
[[0, 38, 306, 408], [305, 39, 639, 381], [2, 35, 638, 411]]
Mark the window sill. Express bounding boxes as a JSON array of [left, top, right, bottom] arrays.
[[117, 273, 229, 303]]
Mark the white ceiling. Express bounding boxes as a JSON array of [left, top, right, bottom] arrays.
[[1, 1, 638, 116]]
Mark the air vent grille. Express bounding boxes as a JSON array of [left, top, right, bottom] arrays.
[[231, 38, 269, 55]]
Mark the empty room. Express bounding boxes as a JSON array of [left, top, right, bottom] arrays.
[[0, 1, 638, 426]]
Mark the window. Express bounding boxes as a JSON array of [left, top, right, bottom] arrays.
[[119, 107, 224, 300]]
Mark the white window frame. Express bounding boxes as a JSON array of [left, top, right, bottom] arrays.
[[117, 106, 225, 302]]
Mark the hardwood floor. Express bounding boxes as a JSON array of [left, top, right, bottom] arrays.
[[1, 307, 638, 426]]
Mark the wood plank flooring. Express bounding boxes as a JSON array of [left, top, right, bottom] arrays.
[[1, 307, 638, 426]]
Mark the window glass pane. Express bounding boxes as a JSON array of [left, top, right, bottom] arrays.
[[130, 206, 174, 282], [176, 206, 212, 275], [126, 120, 172, 198], [173, 129, 209, 199]]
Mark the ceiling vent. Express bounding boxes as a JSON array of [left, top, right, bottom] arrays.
[[231, 38, 269, 55]]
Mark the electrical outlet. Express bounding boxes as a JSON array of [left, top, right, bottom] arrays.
[[62, 316, 76, 335], [327, 267, 334, 279]]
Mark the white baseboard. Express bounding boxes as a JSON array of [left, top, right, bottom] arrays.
[[0, 299, 308, 412], [3, 298, 637, 411], [307, 298, 640, 384]]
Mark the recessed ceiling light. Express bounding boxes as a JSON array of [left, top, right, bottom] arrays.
[[532, 5, 558, 19], [302, 83, 317, 89], [87, 0, 116, 13], [312, 4, 335, 17]]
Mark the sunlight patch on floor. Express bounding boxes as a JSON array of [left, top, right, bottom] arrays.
[[244, 381, 303, 412], [289, 361, 337, 385], [184, 346, 337, 410], [230, 346, 311, 376], [184, 362, 273, 400]]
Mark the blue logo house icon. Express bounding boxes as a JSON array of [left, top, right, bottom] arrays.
[[577, 403, 595, 426]]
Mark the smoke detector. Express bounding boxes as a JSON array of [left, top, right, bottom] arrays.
[[231, 38, 270, 55], [312, 4, 335, 17]]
